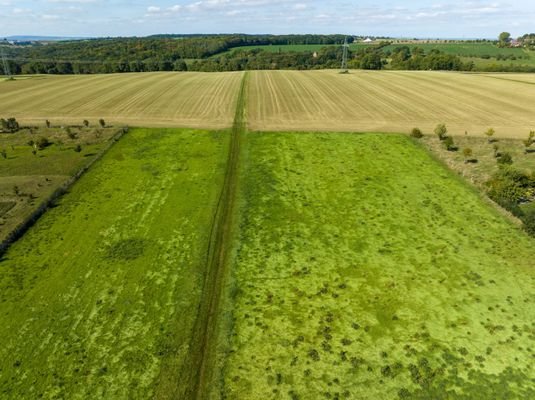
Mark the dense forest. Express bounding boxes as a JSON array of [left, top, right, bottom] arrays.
[[1, 34, 534, 74]]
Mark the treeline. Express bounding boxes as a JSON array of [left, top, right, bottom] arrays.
[[388, 46, 471, 71]]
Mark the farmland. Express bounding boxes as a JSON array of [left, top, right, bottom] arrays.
[[0, 67, 534, 400], [248, 70, 535, 137], [2, 71, 535, 138], [221, 132, 535, 399], [0, 72, 243, 128], [0, 128, 229, 398]]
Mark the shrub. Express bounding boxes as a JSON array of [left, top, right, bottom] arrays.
[[0, 117, 20, 133], [434, 123, 448, 140], [484, 128, 496, 143], [45, 120, 51, 128], [486, 167, 532, 216], [497, 152, 513, 165], [522, 209, 535, 236], [462, 147, 473, 161], [99, 119, 106, 128], [83, 119, 90, 127], [36, 137, 51, 150], [410, 128, 423, 138], [443, 136, 457, 151], [74, 144, 82, 153]]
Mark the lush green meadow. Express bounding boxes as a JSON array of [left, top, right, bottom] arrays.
[[222, 132, 535, 399], [0, 128, 229, 398]]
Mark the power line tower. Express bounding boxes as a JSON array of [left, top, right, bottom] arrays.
[[340, 37, 349, 74], [1, 39, 13, 80]]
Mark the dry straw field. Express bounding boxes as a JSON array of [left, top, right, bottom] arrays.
[[248, 70, 535, 137], [1, 70, 535, 137], [0, 72, 243, 128]]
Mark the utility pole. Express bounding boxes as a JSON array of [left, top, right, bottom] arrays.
[[1, 39, 13, 80], [340, 37, 349, 74]]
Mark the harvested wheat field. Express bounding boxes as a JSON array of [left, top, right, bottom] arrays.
[[248, 70, 535, 137], [0, 72, 243, 128]]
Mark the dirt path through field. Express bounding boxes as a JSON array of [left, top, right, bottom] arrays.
[[189, 72, 248, 400]]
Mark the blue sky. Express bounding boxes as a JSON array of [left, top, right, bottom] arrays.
[[0, 1, 533, 38]]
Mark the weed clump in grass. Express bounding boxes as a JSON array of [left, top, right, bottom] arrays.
[[497, 152, 513, 166], [105, 238, 146, 261]]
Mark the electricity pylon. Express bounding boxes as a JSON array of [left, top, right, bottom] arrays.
[[340, 37, 349, 74], [1, 39, 13, 80]]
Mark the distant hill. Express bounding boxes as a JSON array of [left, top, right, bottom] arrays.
[[4, 35, 88, 42]]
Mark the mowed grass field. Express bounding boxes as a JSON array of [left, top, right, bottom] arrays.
[[248, 70, 535, 137], [0, 128, 229, 398], [0, 72, 243, 128], [222, 132, 535, 399]]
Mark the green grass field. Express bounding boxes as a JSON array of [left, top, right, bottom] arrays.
[[0, 128, 229, 399], [221, 132, 535, 399]]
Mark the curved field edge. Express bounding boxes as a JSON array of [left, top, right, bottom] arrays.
[[221, 131, 535, 399], [0, 128, 230, 399]]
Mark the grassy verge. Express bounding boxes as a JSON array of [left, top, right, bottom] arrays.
[[222, 132, 535, 399], [0, 128, 229, 398], [0, 126, 122, 242]]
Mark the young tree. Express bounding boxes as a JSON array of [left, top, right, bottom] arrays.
[[99, 119, 106, 128], [462, 148, 473, 163], [13, 185, 19, 196], [45, 120, 51, 128], [434, 123, 448, 140], [443, 136, 457, 151], [74, 144, 82, 153], [484, 128, 496, 143], [83, 120, 90, 127], [0, 149, 6, 159]]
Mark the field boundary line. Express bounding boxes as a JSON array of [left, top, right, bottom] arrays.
[[0, 127, 129, 257]]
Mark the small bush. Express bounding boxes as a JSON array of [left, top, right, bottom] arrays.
[[497, 152, 513, 165], [36, 137, 51, 150], [74, 144, 82, 153], [410, 128, 423, 138], [83, 119, 90, 127], [521, 208, 535, 236], [434, 123, 448, 140], [443, 136, 457, 151]]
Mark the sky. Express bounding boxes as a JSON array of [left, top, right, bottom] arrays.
[[0, 0, 534, 38]]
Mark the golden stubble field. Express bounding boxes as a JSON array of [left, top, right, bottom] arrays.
[[248, 70, 535, 137], [0, 72, 244, 128], [1, 70, 534, 137]]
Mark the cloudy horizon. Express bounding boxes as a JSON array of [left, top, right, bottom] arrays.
[[0, 1, 534, 39]]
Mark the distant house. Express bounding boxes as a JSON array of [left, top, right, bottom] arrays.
[[363, 38, 374, 43], [510, 39, 522, 48]]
